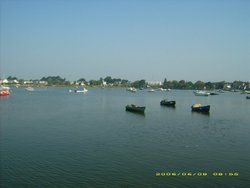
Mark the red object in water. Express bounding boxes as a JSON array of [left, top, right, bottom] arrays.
[[0, 90, 10, 96]]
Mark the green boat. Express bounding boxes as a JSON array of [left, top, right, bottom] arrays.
[[125, 104, 145, 113], [160, 99, 176, 106]]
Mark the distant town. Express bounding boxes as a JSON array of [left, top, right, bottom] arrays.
[[0, 76, 249, 91]]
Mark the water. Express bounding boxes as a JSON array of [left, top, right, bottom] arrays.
[[1, 87, 250, 187]]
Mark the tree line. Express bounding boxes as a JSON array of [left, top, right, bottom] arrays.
[[162, 79, 228, 90], [3, 76, 249, 90]]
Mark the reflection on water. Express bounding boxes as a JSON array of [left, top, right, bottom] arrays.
[[191, 111, 210, 116], [125, 111, 146, 117]]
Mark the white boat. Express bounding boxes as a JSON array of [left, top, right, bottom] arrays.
[[148, 89, 155, 92], [75, 88, 88, 93], [217, 89, 224, 93], [0, 86, 10, 90], [25, 87, 34, 91], [241, 90, 250, 94], [158, 88, 167, 91], [194, 90, 210, 96], [127, 87, 136, 93], [0, 86, 10, 96]]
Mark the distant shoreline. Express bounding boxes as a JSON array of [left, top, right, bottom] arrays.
[[1, 76, 249, 91]]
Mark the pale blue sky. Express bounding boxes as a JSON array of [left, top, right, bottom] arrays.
[[1, 0, 249, 82]]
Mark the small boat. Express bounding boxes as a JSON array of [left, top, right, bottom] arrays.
[[246, 96, 250, 99], [127, 87, 137, 93], [125, 104, 145, 113], [194, 90, 210, 96], [158, 88, 167, 91], [160, 99, 176, 106], [0, 86, 10, 90], [230, 89, 240, 92], [191, 104, 210, 113], [210, 92, 219, 95], [75, 88, 88, 93], [25, 87, 34, 91], [148, 89, 155, 92], [0, 90, 10, 96], [241, 90, 250, 94], [0, 85, 10, 96], [217, 89, 224, 93]]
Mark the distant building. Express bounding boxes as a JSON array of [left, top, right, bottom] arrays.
[[224, 84, 231, 90], [2, 79, 9, 84], [24, 80, 34, 84], [102, 81, 107, 86], [75, 81, 86, 86], [147, 81, 162, 86], [39, 81, 48, 85], [13, 79, 19, 84], [0, 79, 19, 84]]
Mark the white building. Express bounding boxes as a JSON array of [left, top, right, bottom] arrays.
[[2, 79, 9, 84], [147, 81, 162, 86], [102, 81, 107, 86], [24, 80, 34, 84], [38, 81, 48, 85]]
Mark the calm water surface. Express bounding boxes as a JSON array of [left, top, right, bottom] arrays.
[[1, 87, 250, 188]]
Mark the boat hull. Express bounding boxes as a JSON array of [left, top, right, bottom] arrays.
[[210, 92, 219, 95], [191, 105, 210, 113], [127, 87, 136, 93], [126, 105, 145, 113], [74, 88, 88, 93], [194, 91, 210, 96], [75, 90, 88, 93], [160, 100, 176, 106], [25, 87, 34, 91], [0, 90, 10, 96]]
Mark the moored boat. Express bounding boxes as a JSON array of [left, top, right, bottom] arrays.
[[158, 88, 167, 91], [0, 86, 10, 96], [246, 96, 250, 99], [125, 104, 145, 113], [210, 92, 219, 95], [148, 89, 155, 92], [160, 99, 176, 106], [75, 88, 88, 93], [0, 86, 10, 90], [217, 89, 224, 93], [193, 90, 210, 96], [25, 87, 34, 91], [127, 87, 137, 93], [0, 90, 10, 96], [191, 104, 210, 113], [241, 90, 250, 94]]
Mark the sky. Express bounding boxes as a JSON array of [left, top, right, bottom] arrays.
[[0, 0, 249, 82]]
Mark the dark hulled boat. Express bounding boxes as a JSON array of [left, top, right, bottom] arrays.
[[210, 92, 219, 95], [191, 104, 210, 113], [125, 104, 145, 113], [160, 99, 176, 106]]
